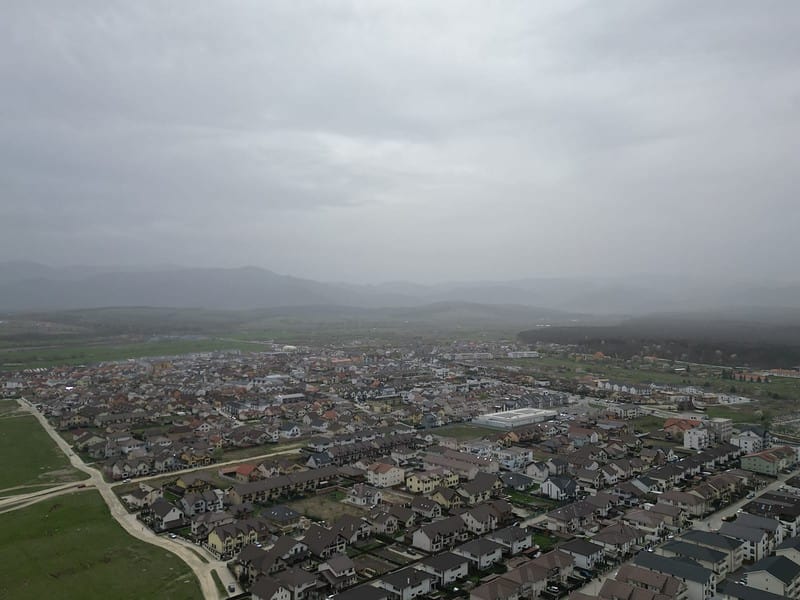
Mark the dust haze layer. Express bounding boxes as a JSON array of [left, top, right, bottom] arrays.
[[2, 262, 800, 315]]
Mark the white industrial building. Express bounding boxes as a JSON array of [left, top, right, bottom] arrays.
[[472, 407, 557, 429]]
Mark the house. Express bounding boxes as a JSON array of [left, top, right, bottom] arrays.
[[262, 505, 303, 534], [274, 567, 318, 600], [121, 484, 163, 509], [318, 554, 358, 592], [411, 516, 468, 552], [347, 483, 382, 507], [493, 446, 533, 471], [545, 500, 597, 534], [303, 524, 348, 559], [485, 526, 532, 555], [592, 522, 646, 560], [623, 509, 667, 541], [500, 472, 534, 492], [736, 513, 785, 552], [331, 515, 372, 544], [501, 559, 549, 599], [250, 578, 291, 600], [411, 496, 442, 520], [742, 555, 800, 599], [777, 536, 800, 566], [730, 430, 764, 454], [453, 538, 505, 570], [526, 461, 550, 483], [418, 552, 470, 586], [559, 538, 605, 570], [375, 567, 435, 600], [387, 505, 416, 530], [366, 508, 399, 535], [279, 423, 301, 439], [366, 462, 405, 488], [179, 489, 224, 517], [680, 530, 745, 573], [658, 540, 729, 580], [458, 504, 498, 535], [531, 550, 576, 584], [719, 521, 770, 563], [469, 576, 521, 600], [208, 519, 269, 558], [659, 490, 707, 517], [684, 428, 710, 451], [633, 551, 715, 600], [741, 446, 796, 476], [430, 487, 462, 511], [613, 563, 688, 600], [333, 586, 389, 600], [457, 476, 497, 506], [150, 498, 184, 531], [541, 477, 577, 501]]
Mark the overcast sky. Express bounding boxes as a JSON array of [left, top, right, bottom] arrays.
[[2, 1, 799, 283]]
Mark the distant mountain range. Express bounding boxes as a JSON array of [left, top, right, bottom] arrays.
[[1, 261, 800, 315]]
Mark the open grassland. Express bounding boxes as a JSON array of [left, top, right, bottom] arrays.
[[288, 491, 365, 522], [0, 398, 26, 417], [0, 492, 200, 600], [430, 423, 499, 440], [0, 336, 263, 370], [498, 355, 800, 402], [0, 414, 87, 490]]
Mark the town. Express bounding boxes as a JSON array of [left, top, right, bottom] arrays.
[[4, 339, 800, 600]]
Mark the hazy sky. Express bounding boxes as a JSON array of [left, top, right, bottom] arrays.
[[2, 1, 799, 283]]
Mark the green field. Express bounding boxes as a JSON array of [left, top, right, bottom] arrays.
[[430, 423, 499, 440], [630, 415, 665, 433], [498, 355, 800, 402], [0, 399, 25, 417], [0, 337, 263, 370], [0, 491, 200, 599], [0, 415, 87, 491]]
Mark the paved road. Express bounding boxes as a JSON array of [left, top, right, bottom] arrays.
[[15, 398, 230, 600]]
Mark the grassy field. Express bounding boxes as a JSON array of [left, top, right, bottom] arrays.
[[0, 337, 263, 370], [288, 491, 365, 522], [499, 355, 800, 402], [0, 399, 25, 417], [704, 404, 767, 423], [630, 415, 665, 433], [0, 491, 200, 599], [220, 441, 304, 461], [0, 415, 87, 490], [430, 423, 499, 440]]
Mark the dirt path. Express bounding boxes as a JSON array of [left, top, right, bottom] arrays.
[[14, 398, 224, 600]]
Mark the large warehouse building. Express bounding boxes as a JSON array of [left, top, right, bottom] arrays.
[[472, 407, 558, 430]]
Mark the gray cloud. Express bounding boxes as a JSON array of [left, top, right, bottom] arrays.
[[1, 1, 798, 283]]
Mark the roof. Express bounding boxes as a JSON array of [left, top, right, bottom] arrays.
[[661, 540, 726, 564], [250, 577, 289, 600], [379, 567, 435, 589], [420, 551, 469, 572], [680, 529, 745, 551], [455, 538, 504, 556], [718, 581, 788, 600], [633, 551, 713, 584], [470, 576, 521, 600], [333, 585, 389, 600], [487, 525, 530, 545], [747, 555, 800, 585], [559, 538, 604, 557], [719, 522, 769, 543]]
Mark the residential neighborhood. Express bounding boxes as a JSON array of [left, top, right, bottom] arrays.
[[6, 341, 800, 600]]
